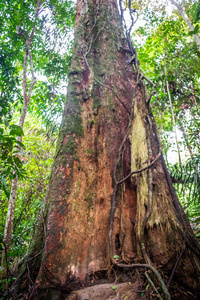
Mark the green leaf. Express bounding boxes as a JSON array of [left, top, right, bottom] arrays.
[[194, 24, 199, 33], [16, 140, 25, 149], [111, 286, 117, 290], [113, 255, 119, 259], [10, 125, 24, 136], [189, 25, 199, 35], [1, 176, 10, 199], [197, 50, 200, 58]]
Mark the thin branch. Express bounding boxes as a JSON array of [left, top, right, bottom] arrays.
[[145, 271, 163, 300], [17, 29, 27, 42], [119, 0, 138, 65], [28, 50, 36, 82], [164, 56, 182, 171], [142, 75, 155, 87], [110, 258, 171, 300], [128, 0, 139, 36], [27, 263, 34, 287], [167, 247, 185, 287], [35, 0, 42, 18], [116, 150, 161, 185], [146, 90, 156, 104], [170, 0, 181, 10], [15, 226, 34, 237], [27, 77, 37, 103], [27, 0, 42, 48], [22, 48, 28, 106], [42, 263, 62, 286]]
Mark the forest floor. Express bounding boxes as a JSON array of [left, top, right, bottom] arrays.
[[64, 280, 197, 300], [62, 270, 198, 300]]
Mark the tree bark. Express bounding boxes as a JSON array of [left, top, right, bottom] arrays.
[[14, 0, 200, 299]]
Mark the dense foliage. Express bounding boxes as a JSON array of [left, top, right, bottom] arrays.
[[0, 0, 75, 286], [0, 0, 75, 191]]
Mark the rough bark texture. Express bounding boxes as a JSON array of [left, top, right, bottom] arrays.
[[14, 0, 200, 299]]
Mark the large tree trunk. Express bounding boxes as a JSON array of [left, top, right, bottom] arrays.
[[14, 0, 200, 299]]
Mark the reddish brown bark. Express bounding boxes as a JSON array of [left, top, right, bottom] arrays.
[[14, 0, 200, 299]]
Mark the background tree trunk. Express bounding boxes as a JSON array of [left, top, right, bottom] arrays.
[[170, 0, 200, 51], [15, 0, 200, 299]]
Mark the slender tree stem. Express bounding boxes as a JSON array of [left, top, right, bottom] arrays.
[[164, 57, 182, 171]]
